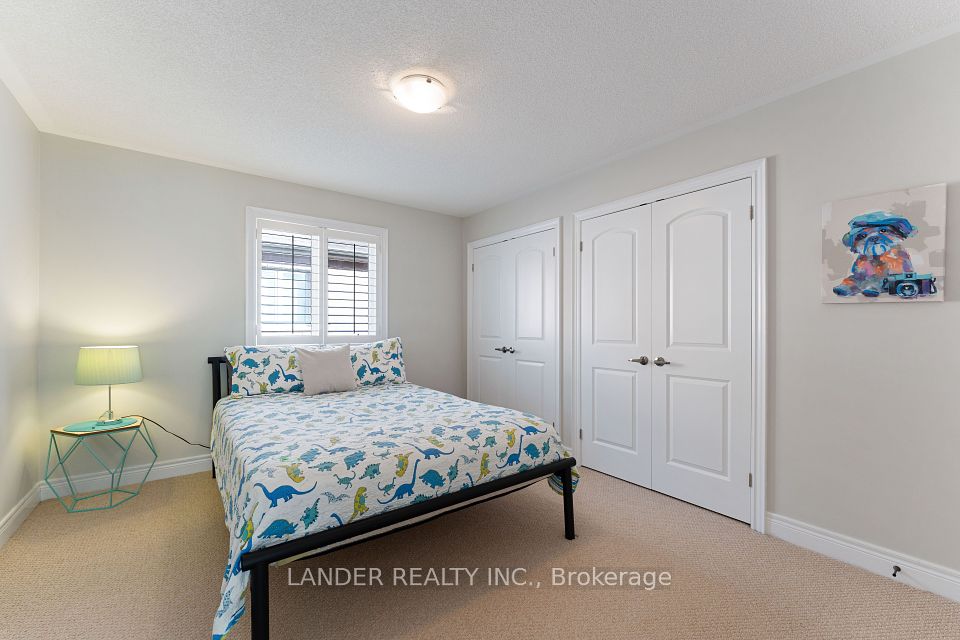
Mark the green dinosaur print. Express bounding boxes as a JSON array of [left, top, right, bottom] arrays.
[[235, 502, 258, 542], [301, 498, 320, 529], [310, 461, 336, 472], [322, 491, 348, 503], [394, 452, 411, 477], [359, 463, 381, 479], [478, 453, 491, 481], [483, 435, 497, 448], [446, 460, 460, 483], [347, 487, 369, 523], [333, 470, 356, 489], [283, 463, 304, 483], [378, 477, 396, 495]]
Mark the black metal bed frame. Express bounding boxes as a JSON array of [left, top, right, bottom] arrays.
[[207, 356, 577, 640]]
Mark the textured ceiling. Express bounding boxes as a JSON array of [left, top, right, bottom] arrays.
[[0, 2, 958, 216]]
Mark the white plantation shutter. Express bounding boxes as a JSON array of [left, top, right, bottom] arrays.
[[326, 235, 377, 337], [250, 212, 386, 345], [259, 226, 322, 337]]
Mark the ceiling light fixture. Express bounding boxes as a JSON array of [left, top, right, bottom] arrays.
[[392, 74, 447, 113]]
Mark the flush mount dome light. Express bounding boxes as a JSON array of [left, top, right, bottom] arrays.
[[392, 74, 447, 113]]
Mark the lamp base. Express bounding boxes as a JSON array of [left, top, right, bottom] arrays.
[[96, 409, 122, 427]]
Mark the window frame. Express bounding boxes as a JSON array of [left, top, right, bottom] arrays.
[[245, 206, 388, 345]]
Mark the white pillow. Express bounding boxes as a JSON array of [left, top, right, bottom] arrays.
[[298, 346, 357, 395]]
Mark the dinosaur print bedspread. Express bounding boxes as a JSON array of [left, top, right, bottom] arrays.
[[210, 383, 577, 639]]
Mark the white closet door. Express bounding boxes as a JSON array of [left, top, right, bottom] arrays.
[[650, 179, 753, 522], [472, 241, 516, 409], [470, 229, 558, 425], [508, 230, 558, 424], [579, 206, 653, 487]]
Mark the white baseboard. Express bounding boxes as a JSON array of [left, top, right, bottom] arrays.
[[39, 453, 212, 501], [767, 512, 960, 603], [0, 484, 40, 549]]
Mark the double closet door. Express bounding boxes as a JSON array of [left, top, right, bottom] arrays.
[[470, 228, 558, 426], [580, 179, 753, 522]]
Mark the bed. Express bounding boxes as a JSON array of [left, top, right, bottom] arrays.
[[207, 355, 578, 640]]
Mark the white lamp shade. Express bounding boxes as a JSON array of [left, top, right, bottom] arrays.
[[75, 346, 143, 386]]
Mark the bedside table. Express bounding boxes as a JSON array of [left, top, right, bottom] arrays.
[[44, 417, 158, 512]]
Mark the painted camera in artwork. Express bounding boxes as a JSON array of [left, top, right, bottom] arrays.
[[822, 184, 946, 303]]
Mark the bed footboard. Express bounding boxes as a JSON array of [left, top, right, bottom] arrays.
[[241, 456, 576, 640]]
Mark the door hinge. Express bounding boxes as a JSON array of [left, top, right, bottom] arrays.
[[748, 473, 753, 487], [579, 240, 583, 252], [471, 263, 474, 272], [552, 246, 556, 257], [579, 428, 583, 440], [749, 205, 754, 221]]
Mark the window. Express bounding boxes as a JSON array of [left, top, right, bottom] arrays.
[[246, 207, 387, 345]]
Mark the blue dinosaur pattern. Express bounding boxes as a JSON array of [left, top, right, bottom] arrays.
[[254, 481, 317, 507], [211, 381, 577, 639]]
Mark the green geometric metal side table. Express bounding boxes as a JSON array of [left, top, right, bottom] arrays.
[[44, 417, 158, 512]]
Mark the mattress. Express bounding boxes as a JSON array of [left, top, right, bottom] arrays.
[[210, 382, 576, 639]]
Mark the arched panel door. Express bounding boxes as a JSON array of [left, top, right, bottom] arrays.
[[470, 228, 558, 426], [471, 243, 515, 409], [650, 179, 752, 522], [579, 205, 652, 488]]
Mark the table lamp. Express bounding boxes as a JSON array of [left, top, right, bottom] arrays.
[[75, 345, 143, 426]]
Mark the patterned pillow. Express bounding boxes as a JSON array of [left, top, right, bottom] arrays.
[[224, 345, 307, 396], [350, 337, 406, 386]]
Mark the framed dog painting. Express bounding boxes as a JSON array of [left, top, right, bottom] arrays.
[[821, 184, 946, 303]]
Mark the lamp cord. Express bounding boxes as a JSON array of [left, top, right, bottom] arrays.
[[122, 415, 211, 450]]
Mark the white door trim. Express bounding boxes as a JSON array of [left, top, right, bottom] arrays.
[[573, 159, 767, 533], [467, 218, 563, 433]]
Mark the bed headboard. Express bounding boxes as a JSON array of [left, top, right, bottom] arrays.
[[207, 356, 230, 409]]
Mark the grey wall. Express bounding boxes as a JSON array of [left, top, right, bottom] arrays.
[[464, 34, 960, 570], [37, 135, 464, 470], [0, 79, 40, 521]]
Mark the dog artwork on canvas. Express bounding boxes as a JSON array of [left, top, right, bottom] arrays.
[[821, 185, 946, 303], [832, 212, 922, 298]]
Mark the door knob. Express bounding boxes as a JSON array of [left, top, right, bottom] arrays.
[[494, 346, 507, 353], [506, 347, 516, 354], [628, 356, 649, 365], [653, 356, 670, 366]]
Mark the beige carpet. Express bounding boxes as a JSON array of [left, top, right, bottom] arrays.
[[1, 469, 958, 640]]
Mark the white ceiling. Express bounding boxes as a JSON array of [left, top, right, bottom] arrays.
[[1, 2, 958, 216]]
